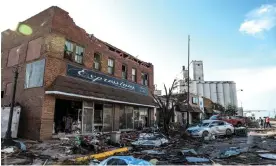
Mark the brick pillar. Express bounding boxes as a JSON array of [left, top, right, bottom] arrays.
[[40, 95, 56, 140]]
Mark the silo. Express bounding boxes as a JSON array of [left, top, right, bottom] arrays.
[[210, 82, 217, 103], [229, 82, 238, 107], [217, 82, 225, 107], [223, 82, 231, 107], [203, 82, 211, 99], [197, 82, 204, 97]]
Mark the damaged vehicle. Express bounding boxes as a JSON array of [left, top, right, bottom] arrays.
[[186, 120, 234, 138]]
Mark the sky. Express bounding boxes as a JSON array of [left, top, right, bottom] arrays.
[[0, 0, 276, 116]]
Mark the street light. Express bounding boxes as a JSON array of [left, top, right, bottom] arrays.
[[3, 23, 33, 146]]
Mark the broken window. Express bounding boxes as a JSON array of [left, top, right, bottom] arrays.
[[122, 64, 127, 79], [25, 59, 45, 88], [94, 53, 101, 70], [1, 91, 4, 98], [119, 106, 134, 130], [132, 68, 137, 82], [102, 104, 113, 132], [134, 107, 148, 129], [75, 45, 84, 64], [64, 40, 84, 64], [64, 40, 74, 61], [141, 73, 149, 86], [108, 58, 114, 75]]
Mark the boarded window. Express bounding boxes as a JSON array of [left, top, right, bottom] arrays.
[[25, 59, 45, 88], [7, 46, 21, 67], [26, 37, 42, 61], [6, 83, 13, 96]]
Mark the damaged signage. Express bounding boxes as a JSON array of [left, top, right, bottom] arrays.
[[67, 64, 148, 95]]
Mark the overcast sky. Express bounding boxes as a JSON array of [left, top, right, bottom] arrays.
[[1, 0, 276, 115]]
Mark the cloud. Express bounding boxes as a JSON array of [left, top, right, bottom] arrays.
[[239, 4, 276, 36]]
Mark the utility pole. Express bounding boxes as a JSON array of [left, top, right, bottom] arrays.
[[4, 67, 19, 146], [187, 35, 190, 127]]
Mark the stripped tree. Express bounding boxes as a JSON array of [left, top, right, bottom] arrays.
[[152, 79, 178, 135]]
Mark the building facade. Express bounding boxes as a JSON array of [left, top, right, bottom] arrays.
[[1, 6, 156, 140]]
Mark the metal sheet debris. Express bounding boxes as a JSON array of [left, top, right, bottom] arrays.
[[258, 153, 276, 160], [1, 147, 15, 153], [98, 156, 152, 166], [186, 156, 210, 163]]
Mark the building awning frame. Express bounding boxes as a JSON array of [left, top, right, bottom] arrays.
[[45, 91, 156, 108]]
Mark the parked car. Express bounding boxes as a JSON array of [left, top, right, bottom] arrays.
[[186, 120, 234, 138], [210, 115, 246, 127]]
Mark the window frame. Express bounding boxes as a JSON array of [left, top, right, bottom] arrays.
[[75, 45, 84, 64], [64, 40, 85, 65], [107, 58, 115, 75], [121, 64, 127, 79], [141, 72, 149, 86], [93, 52, 101, 71], [24, 59, 46, 89], [131, 68, 137, 82]]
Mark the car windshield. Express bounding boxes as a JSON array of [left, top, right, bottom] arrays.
[[210, 115, 218, 120], [198, 122, 210, 127]]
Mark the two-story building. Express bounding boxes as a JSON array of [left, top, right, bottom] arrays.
[[1, 6, 156, 140]]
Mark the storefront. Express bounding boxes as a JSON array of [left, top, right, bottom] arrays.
[[48, 64, 156, 136]]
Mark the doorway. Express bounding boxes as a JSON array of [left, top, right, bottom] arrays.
[[54, 99, 82, 134]]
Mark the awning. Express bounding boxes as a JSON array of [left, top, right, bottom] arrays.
[[177, 103, 202, 113], [46, 76, 156, 108]]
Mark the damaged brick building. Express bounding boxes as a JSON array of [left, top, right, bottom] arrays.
[[1, 6, 156, 140]]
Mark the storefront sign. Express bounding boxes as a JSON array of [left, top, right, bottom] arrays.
[[67, 64, 148, 95]]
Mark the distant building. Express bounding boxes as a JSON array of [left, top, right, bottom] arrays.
[[193, 61, 204, 81], [178, 61, 238, 108]]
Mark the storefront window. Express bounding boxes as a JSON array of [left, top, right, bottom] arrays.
[[134, 107, 139, 129], [82, 101, 94, 133], [139, 107, 149, 127], [125, 106, 134, 129], [119, 106, 126, 129], [119, 106, 134, 130], [103, 104, 113, 132]]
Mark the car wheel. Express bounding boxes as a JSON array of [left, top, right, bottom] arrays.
[[202, 131, 209, 138], [236, 122, 242, 127], [226, 129, 232, 136]]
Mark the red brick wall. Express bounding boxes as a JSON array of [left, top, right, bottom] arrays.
[[1, 6, 155, 140], [50, 6, 154, 91], [1, 7, 54, 140]]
